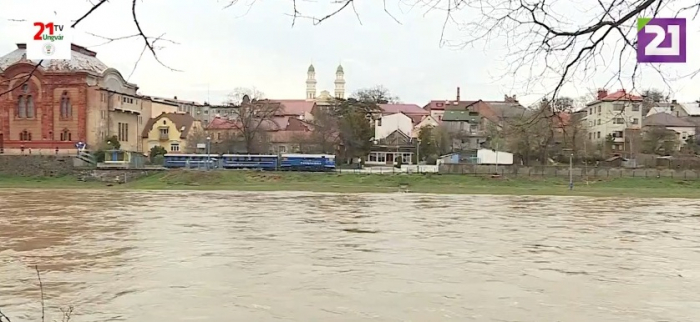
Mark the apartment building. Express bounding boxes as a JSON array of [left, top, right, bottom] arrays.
[[584, 89, 643, 151]]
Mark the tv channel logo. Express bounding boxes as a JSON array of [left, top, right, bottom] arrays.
[[26, 15, 72, 60], [637, 17, 686, 63]]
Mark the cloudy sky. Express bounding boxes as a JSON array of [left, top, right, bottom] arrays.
[[1, 0, 699, 107]]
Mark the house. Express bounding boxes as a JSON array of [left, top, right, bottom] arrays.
[[272, 99, 316, 120], [367, 129, 415, 166], [151, 96, 212, 125], [412, 115, 440, 138], [643, 112, 696, 149], [374, 112, 413, 140], [584, 89, 643, 151], [205, 115, 320, 154], [141, 112, 201, 153], [646, 101, 686, 117], [0, 43, 144, 154], [441, 110, 485, 151], [679, 102, 700, 117], [423, 88, 526, 128]]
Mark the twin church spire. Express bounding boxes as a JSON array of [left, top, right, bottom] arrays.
[[306, 64, 345, 101]]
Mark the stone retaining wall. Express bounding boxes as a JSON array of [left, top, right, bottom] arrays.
[[440, 164, 700, 179], [0, 155, 75, 177]]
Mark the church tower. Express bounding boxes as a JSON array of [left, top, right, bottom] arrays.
[[306, 64, 317, 101], [334, 64, 345, 99]]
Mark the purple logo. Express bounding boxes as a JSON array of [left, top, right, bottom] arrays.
[[637, 17, 686, 63]]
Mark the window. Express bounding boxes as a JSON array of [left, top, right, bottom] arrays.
[[60, 129, 72, 141], [19, 130, 31, 141], [100, 110, 106, 119], [631, 118, 639, 125], [597, 131, 601, 139], [26, 95, 35, 118], [377, 118, 382, 126], [122, 97, 134, 104], [631, 103, 640, 111], [118, 122, 129, 142], [597, 119, 601, 125], [170, 143, 180, 152], [612, 131, 623, 138], [614, 118, 625, 124], [60, 91, 72, 119], [217, 133, 221, 140], [159, 128, 169, 136], [613, 103, 624, 111], [588, 133, 592, 140], [17, 95, 26, 118], [138, 116, 142, 124]]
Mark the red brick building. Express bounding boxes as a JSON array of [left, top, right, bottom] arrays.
[[0, 43, 142, 155]]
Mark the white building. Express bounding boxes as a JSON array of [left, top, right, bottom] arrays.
[[584, 89, 643, 151], [374, 112, 413, 140]]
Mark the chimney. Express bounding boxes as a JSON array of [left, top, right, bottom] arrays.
[[596, 89, 608, 100], [672, 99, 677, 104], [456, 87, 461, 101], [174, 96, 178, 100], [512, 94, 517, 102]]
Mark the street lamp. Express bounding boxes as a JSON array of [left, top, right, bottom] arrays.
[[206, 136, 211, 170]]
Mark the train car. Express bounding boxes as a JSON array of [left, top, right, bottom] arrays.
[[221, 154, 279, 170], [280, 153, 336, 172], [163, 153, 218, 168]]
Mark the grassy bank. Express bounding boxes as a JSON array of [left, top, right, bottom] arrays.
[[1, 170, 699, 198]]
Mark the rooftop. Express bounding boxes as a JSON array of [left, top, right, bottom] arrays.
[[643, 112, 697, 128], [0, 43, 108, 75]]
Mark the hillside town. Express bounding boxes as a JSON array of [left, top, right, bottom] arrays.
[[1, 43, 699, 169]]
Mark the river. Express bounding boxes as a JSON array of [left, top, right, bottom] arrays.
[[0, 189, 699, 321]]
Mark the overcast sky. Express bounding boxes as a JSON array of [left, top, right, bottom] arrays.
[[1, 0, 699, 107]]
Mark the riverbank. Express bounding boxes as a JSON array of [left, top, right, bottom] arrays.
[[1, 170, 699, 198]]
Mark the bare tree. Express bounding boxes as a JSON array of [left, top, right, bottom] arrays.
[[226, 87, 282, 153], [185, 126, 207, 153], [352, 85, 400, 104], [1, 0, 178, 97], [305, 107, 340, 154], [228, 0, 690, 117]]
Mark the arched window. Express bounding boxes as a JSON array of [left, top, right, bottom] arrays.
[[19, 130, 31, 141], [60, 92, 72, 119], [26, 95, 34, 118], [60, 129, 71, 141], [17, 95, 26, 118]]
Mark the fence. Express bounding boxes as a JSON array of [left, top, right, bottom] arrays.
[[439, 164, 700, 179], [336, 165, 439, 174]]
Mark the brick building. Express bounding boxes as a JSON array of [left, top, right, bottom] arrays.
[[0, 43, 144, 154]]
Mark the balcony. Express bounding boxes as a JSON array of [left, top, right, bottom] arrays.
[[159, 133, 169, 141], [613, 137, 625, 143]]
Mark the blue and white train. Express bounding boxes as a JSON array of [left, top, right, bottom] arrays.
[[163, 153, 336, 172]]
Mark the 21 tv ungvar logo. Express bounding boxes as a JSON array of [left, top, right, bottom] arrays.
[[33, 22, 65, 41]]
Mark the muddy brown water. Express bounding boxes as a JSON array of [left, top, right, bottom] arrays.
[[1, 190, 699, 321]]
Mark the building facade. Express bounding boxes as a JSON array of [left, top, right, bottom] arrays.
[[584, 89, 643, 151], [141, 112, 201, 153], [0, 43, 142, 154]]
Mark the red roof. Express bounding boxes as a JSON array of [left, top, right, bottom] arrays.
[[600, 89, 642, 101], [271, 99, 316, 116], [379, 103, 428, 115], [423, 100, 478, 111]]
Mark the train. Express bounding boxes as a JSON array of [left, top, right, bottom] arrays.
[[163, 153, 336, 172]]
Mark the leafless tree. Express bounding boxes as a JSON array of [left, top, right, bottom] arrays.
[[352, 85, 400, 104], [226, 87, 282, 153], [185, 126, 207, 153], [1, 0, 178, 97], [305, 107, 340, 153], [229, 0, 692, 116]]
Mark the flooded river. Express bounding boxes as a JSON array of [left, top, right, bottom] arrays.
[[1, 190, 700, 321]]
